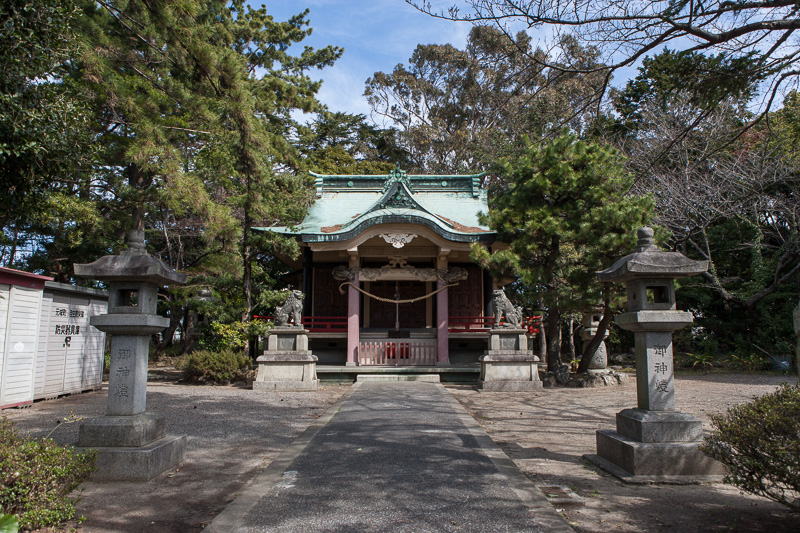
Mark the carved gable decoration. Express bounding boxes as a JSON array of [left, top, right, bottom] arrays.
[[376, 181, 422, 211]]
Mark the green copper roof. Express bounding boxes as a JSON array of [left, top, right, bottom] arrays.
[[255, 166, 495, 244]]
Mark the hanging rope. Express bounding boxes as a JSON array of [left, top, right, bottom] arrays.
[[338, 281, 459, 303]]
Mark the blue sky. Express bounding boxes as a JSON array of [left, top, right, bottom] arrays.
[[255, 1, 473, 119]]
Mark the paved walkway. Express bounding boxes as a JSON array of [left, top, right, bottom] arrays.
[[204, 382, 572, 533]]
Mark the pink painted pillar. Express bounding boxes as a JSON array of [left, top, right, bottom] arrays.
[[436, 279, 450, 366], [346, 273, 359, 366]]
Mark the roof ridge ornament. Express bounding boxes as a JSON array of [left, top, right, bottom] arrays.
[[383, 163, 414, 194], [636, 227, 659, 252]]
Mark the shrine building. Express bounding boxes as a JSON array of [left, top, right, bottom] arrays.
[[255, 166, 504, 367]]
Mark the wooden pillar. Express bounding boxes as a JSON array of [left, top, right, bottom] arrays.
[[302, 247, 312, 317], [346, 253, 359, 366], [436, 280, 449, 366], [436, 252, 450, 366]]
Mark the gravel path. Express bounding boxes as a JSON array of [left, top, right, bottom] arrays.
[[448, 372, 799, 532], [5, 381, 349, 532], [3, 372, 798, 532]]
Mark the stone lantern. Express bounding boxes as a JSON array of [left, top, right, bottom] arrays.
[[74, 230, 187, 481], [188, 288, 217, 337], [587, 227, 724, 481], [580, 308, 608, 371]]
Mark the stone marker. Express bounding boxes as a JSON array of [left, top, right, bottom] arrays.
[[479, 289, 542, 391], [254, 290, 318, 391], [74, 230, 187, 481], [585, 227, 725, 482]]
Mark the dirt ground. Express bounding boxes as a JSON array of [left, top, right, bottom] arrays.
[[449, 372, 800, 532], [5, 371, 799, 532]]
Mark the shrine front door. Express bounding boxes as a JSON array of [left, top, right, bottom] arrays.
[[367, 281, 427, 329]]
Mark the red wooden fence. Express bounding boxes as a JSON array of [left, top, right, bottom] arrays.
[[253, 315, 347, 333], [358, 340, 437, 366]]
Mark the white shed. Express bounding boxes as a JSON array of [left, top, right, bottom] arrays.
[[34, 282, 108, 400], [0, 267, 52, 409]]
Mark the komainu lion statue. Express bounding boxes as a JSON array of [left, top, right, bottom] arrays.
[[274, 290, 304, 327], [492, 289, 523, 328]]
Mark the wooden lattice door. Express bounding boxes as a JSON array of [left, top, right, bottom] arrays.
[[368, 281, 426, 329]]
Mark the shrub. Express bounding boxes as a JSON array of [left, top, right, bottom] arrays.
[[0, 417, 95, 530], [701, 383, 800, 511], [199, 320, 271, 352], [178, 348, 252, 384]]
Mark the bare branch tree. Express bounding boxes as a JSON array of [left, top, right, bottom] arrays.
[[616, 94, 800, 309], [409, 1, 800, 120]]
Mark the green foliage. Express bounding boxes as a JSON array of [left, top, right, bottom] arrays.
[[702, 384, 800, 511], [296, 111, 400, 174], [686, 351, 715, 371], [0, 514, 17, 533], [199, 319, 271, 353], [178, 348, 252, 384], [473, 133, 652, 365], [366, 26, 607, 172], [0, 0, 93, 231], [0, 417, 95, 530], [615, 49, 760, 125], [729, 352, 769, 373]]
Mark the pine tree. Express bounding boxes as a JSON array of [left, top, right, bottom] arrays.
[[473, 133, 652, 371]]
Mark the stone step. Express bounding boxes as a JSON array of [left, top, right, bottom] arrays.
[[356, 374, 440, 382]]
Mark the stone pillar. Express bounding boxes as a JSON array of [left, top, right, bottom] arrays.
[[346, 272, 359, 366], [73, 230, 187, 481], [586, 227, 725, 482], [436, 280, 450, 366]]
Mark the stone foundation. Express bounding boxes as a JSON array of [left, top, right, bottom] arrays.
[[87, 435, 187, 482], [479, 328, 542, 391], [588, 430, 725, 483], [254, 328, 318, 391]]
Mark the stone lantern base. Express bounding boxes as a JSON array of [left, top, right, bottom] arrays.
[[78, 413, 186, 481], [253, 327, 318, 391], [585, 409, 725, 483], [479, 328, 542, 391]]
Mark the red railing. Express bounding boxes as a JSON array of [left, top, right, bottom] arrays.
[[359, 340, 437, 366], [448, 316, 494, 332], [253, 315, 347, 333], [253, 314, 541, 335], [448, 315, 542, 334]]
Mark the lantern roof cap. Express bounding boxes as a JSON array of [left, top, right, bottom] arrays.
[[598, 227, 708, 283], [74, 230, 187, 286]]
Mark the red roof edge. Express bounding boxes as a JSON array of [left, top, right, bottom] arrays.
[[0, 267, 53, 291]]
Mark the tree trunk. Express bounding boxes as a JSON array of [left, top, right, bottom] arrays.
[[155, 290, 181, 357], [538, 322, 547, 361], [543, 235, 562, 371], [567, 317, 576, 364], [546, 310, 562, 372], [241, 168, 253, 356], [181, 306, 195, 354]]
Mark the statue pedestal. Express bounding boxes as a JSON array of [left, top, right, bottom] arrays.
[[479, 328, 542, 391], [254, 327, 318, 391]]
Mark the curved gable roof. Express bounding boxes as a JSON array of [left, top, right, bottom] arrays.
[[256, 167, 496, 244]]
